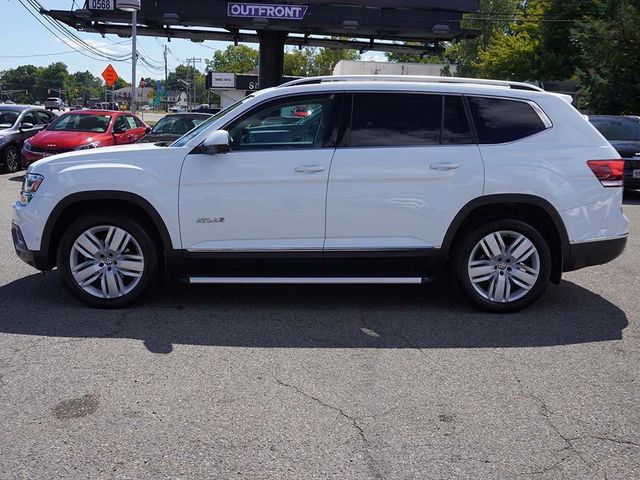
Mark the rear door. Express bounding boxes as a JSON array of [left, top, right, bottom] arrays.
[[324, 92, 484, 274]]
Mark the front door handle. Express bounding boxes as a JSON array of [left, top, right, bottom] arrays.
[[429, 162, 460, 171], [295, 165, 326, 174]]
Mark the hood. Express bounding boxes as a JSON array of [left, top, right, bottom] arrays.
[[608, 140, 640, 159], [29, 130, 110, 149], [29, 141, 163, 170]]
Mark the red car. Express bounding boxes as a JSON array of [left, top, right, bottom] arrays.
[[22, 110, 149, 167]]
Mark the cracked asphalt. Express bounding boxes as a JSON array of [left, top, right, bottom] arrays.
[[1, 171, 639, 479]]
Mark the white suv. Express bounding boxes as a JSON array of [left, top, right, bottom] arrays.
[[11, 76, 629, 312]]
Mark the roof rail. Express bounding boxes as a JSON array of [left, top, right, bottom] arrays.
[[279, 75, 545, 92]]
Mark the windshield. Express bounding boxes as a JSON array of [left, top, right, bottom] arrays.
[[48, 113, 112, 133], [591, 118, 640, 141], [0, 110, 19, 129], [171, 95, 254, 147], [152, 115, 209, 135]]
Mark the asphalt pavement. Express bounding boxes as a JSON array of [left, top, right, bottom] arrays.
[[0, 171, 638, 479]]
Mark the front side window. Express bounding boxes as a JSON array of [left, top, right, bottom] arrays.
[[226, 94, 335, 150], [48, 113, 111, 133], [350, 93, 442, 147], [171, 95, 254, 148], [125, 116, 138, 129], [113, 116, 127, 132], [22, 112, 38, 126], [468, 96, 548, 144], [36, 111, 54, 124]]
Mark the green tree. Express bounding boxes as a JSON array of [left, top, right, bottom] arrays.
[[475, 1, 545, 81], [444, 0, 520, 77], [308, 44, 360, 76], [206, 45, 259, 74]]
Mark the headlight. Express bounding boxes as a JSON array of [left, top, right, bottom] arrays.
[[74, 141, 101, 150], [23, 139, 32, 151], [20, 173, 44, 206]]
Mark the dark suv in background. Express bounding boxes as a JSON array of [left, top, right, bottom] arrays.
[[588, 115, 640, 190]]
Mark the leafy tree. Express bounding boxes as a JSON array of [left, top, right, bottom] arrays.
[[444, 0, 519, 77], [206, 45, 259, 74], [308, 44, 360, 76], [475, 1, 545, 81]]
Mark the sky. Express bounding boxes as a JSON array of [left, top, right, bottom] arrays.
[[1, 0, 385, 83]]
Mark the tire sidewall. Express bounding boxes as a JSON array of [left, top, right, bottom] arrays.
[[57, 212, 158, 308], [454, 219, 552, 313], [4, 146, 20, 173]]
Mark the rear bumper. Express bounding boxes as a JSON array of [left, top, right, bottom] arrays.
[[564, 236, 627, 272], [624, 159, 640, 189]]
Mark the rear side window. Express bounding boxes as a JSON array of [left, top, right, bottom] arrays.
[[350, 93, 441, 147], [443, 96, 473, 145], [468, 97, 547, 144]]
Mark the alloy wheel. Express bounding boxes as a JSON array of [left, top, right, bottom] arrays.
[[467, 230, 540, 303], [69, 225, 145, 299], [6, 148, 19, 172]]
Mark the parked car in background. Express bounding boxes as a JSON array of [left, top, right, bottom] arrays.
[[190, 104, 220, 114], [138, 112, 212, 144], [0, 105, 56, 173], [21, 110, 149, 168], [44, 97, 64, 111], [169, 105, 186, 113], [588, 115, 640, 190]]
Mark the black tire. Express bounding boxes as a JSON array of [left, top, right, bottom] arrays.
[[452, 219, 552, 313], [56, 210, 159, 308], [3, 145, 21, 173]]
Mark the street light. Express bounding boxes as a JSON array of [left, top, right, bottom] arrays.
[[117, 0, 141, 115]]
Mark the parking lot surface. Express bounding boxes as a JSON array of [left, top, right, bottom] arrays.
[[0, 171, 639, 479]]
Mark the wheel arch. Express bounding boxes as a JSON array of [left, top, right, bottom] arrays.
[[441, 194, 570, 284], [41, 191, 174, 270]]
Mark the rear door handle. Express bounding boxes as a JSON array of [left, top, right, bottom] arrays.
[[429, 162, 460, 171], [295, 165, 326, 174]]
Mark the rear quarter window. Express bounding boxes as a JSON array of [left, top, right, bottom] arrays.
[[468, 97, 548, 144]]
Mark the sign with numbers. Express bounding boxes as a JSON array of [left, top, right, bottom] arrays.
[[89, 0, 115, 10]]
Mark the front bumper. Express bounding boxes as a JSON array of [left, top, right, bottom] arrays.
[[21, 148, 47, 168], [564, 236, 627, 272], [11, 223, 49, 270]]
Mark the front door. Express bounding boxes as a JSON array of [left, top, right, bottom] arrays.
[[179, 93, 338, 273], [324, 92, 484, 275]]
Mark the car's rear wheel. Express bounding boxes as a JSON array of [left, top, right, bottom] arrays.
[[3, 145, 20, 173], [452, 219, 552, 313], [57, 211, 159, 308]]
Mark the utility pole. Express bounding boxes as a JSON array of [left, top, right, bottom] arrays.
[[185, 57, 202, 108], [164, 44, 168, 112]]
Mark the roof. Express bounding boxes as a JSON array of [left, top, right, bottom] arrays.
[[62, 109, 123, 115], [0, 105, 36, 111]]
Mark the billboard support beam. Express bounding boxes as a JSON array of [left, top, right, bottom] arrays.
[[258, 31, 287, 88]]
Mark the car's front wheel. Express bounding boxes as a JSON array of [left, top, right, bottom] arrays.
[[57, 211, 159, 308], [452, 219, 552, 313]]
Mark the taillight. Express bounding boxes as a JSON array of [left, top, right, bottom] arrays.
[[587, 160, 624, 187]]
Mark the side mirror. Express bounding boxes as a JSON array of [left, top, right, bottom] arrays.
[[202, 129, 231, 154], [145, 127, 151, 134], [19, 122, 34, 130], [113, 125, 126, 134]]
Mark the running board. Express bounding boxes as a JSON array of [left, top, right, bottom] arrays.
[[187, 277, 431, 285]]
